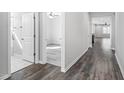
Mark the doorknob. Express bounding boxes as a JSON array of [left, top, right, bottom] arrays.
[[21, 38, 24, 40]]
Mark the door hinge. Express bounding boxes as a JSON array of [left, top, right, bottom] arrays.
[[33, 53, 36, 56], [34, 16, 35, 20], [34, 34, 36, 38]]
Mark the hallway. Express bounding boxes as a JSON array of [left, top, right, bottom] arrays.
[[7, 38, 123, 80]]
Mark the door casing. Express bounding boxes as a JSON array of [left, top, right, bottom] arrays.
[[6, 12, 40, 79], [41, 12, 65, 72]]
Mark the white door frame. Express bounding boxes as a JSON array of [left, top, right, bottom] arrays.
[[90, 16, 114, 50], [23, 12, 39, 64], [34, 12, 40, 64], [8, 13, 11, 77], [41, 12, 65, 72], [7, 12, 39, 77], [61, 13, 65, 72], [41, 13, 47, 64]]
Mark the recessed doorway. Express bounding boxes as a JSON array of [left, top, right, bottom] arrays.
[[10, 12, 35, 73], [91, 16, 112, 48]]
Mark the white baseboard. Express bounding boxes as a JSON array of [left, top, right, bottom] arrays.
[[62, 48, 88, 73], [38, 61, 46, 64], [47, 61, 61, 67], [115, 53, 124, 78], [89, 44, 92, 48], [61, 67, 66, 72], [0, 74, 11, 80]]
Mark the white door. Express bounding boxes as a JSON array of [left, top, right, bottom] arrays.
[[21, 13, 35, 63]]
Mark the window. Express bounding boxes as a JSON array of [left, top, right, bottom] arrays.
[[103, 26, 110, 34]]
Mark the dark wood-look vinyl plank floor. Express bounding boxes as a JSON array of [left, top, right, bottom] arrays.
[[7, 38, 123, 80]]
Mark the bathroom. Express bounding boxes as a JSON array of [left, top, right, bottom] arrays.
[[10, 12, 34, 73], [45, 12, 63, 66]]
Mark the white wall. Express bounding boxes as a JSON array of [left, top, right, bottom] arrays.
[[0, 13, 9, 77], [64, 12, 90, 71], [46, 13, 62, 45], [115, 13, 124, 77]]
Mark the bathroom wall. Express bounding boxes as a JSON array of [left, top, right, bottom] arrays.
[[46, 13, 62, 45]]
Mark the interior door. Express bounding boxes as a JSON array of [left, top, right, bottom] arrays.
[[22, 13, 35, 63]]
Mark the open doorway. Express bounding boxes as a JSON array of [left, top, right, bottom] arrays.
[[91, 17, 112, 48], [10, 12, 35, 73], [42, 12, 64, 67]]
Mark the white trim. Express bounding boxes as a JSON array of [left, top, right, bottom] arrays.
[[110, 16, 113, 49], [8, 12, 37, 75], [42, 13, 47, 64], [39, 13, 45, 64], [115, 53, 124, 78], [62, 48, 88, 73], [89, 44, 92, 48], [34, 12, 40, 64], [38, 61, 46, 64], [8, 12, 11, 78], [41, 12, 66, 68], [61, 13, 65, 72], [61, 67, 66, 72]]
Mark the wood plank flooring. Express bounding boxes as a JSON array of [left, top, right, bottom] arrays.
[[7, 38, 123, 80]]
